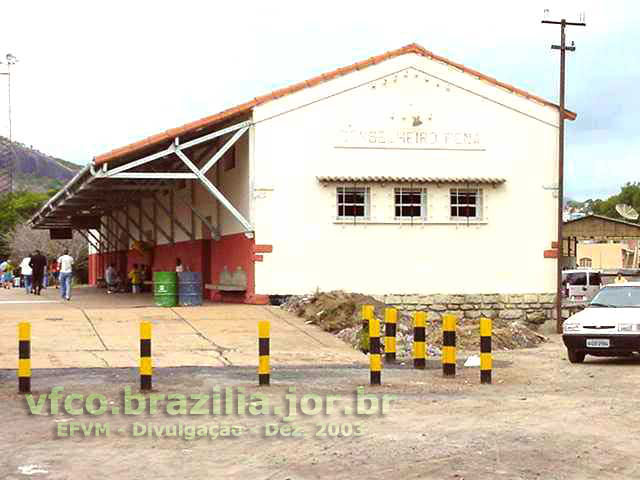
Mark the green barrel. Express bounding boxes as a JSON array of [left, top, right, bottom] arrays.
[[153, 272, 178, 307]]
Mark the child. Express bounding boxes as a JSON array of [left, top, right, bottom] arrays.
[[128, 264, 142, 294], [0, 258, 7, 288], [51, 260, 60, 289], [2, 260, 14, 289]]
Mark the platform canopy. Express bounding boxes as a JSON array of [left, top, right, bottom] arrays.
[[29, 113, 254, 246], [564, 214, 640, 240]]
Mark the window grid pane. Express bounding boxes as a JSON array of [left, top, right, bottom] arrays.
[[394, 187, 426, 219], [337, 186, 369, 219], [450, 188, 482, 220]]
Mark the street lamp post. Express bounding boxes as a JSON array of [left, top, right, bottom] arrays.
[[0, 53, 18, 194]]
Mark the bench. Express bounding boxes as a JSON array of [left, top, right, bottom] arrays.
[[205, 266, 247, 292]]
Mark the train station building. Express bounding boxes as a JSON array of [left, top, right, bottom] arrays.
[[30, 43, 575, 307]]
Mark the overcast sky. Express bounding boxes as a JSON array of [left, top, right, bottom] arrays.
[[0, 1, 636, 200]]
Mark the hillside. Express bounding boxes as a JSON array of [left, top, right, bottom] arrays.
[[0, 136, 81, 192]]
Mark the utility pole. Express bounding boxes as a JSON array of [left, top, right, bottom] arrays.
[[542, 15, 585, 333], [0, 53, 18, 194]]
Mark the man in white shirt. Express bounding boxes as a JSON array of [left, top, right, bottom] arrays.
[[57, 249, 74, 301], [19, 255, 32, 294]]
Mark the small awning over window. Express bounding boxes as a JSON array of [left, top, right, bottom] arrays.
[[316, 176, 506, 185]]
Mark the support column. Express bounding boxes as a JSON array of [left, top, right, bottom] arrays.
[[154, 193, 191, 241], [138, 201, 143, 242], [152, 198, 157, 244], [108, 212, 138, 245], [75, 229, 99, 252], [122, 207, 143, 241], [101, 219, 119, 253], [169, 190, 175, 245], [190, 181, 196, 241], [140, 201, 171, 243], [126, 205, 130, 248]]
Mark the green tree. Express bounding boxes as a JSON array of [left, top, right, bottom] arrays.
[[0, 190, 52, 258], [590, 182, 640, 221]]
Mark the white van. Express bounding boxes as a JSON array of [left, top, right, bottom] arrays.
[[562, 269, 602, 302]]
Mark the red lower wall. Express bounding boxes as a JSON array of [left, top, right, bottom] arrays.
[[87, 234, 270, 304], [209, 233, 268, 304]]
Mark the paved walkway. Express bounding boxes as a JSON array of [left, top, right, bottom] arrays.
[[0, 286, 364, 369]]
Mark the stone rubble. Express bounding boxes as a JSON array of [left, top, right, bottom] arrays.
[[281, 291, 548, 357]]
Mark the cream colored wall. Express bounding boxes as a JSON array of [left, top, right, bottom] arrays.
[[217, 131, 251, 236], [577, 243, 624, 269], [251, 53, 559, 295]]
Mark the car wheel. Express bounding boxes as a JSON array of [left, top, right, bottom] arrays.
[[568, 349, 586, 364]]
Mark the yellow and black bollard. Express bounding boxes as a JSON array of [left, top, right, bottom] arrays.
[[413, 311, 426, 369], [369, 317, 381, 385], [140, 322, 152, 391], [18, 322, 31, 394], [258, 320, 270, 386], [442, 314, 456, 377], [360, 305, 373, 352], [384, 307, 397, 363], [480, 318, 492, 384], [362, 304, 373, 330]]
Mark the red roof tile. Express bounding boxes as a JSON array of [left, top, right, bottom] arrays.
[[94, 43, 576, 166], [316, 176, 506, 184]]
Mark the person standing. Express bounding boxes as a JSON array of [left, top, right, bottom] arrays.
[[0, 258, 7, 289], [29, 250, 47, 295], [57, 249, 74, 301], [19, 255, 32, 294], [2, 260, 14, 289], [175, 258, 184, 273], [105, 263, 121, 293], [128, 264, 142, 294], [51, 260, 60, 289], [615, 272, 628, 284]]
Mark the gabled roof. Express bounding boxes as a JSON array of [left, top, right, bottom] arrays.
[[564, 214, 640, 229], [564, 214, 640, 239], [94, 43, 576, 167]]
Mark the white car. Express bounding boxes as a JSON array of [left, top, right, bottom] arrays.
[[561, 269, 602, 302], [562, 282, 640, 363]]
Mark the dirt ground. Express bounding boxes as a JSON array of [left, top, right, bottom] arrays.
[[1, 335, 638, 480]]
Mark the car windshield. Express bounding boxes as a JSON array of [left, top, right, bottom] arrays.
[[590, 286, 640, 308]]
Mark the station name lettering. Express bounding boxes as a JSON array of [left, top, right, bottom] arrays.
[[337, 129, 482, 149]]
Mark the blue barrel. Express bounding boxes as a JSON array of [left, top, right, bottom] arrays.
[[178, 271, 203, 306]]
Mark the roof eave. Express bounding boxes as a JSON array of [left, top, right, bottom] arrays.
[[90, 43, 577, 168]]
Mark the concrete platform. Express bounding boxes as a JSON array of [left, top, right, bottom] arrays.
[[0, 285, 365, 369]]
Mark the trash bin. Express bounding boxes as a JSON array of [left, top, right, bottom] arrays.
[[153, 272, 178, 307], [178, 271, 203, 306]]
